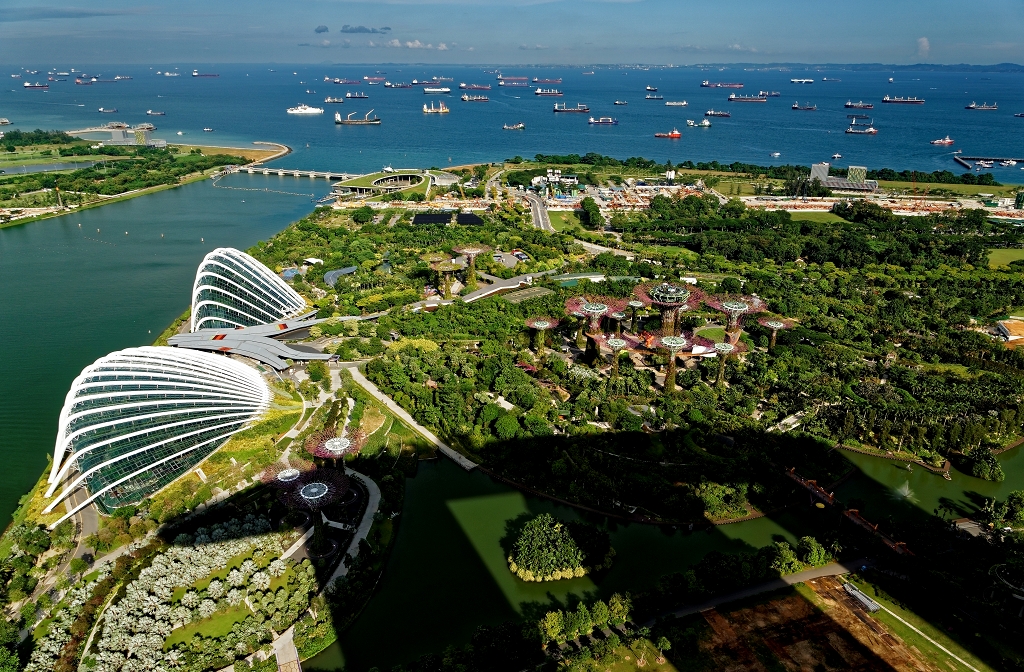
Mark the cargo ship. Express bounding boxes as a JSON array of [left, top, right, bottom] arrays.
[[459, 83, 491, 90], [346, 91, 369, 99], [384, 82, 412, 88], [729, 94, 767, 102], [701, 81, 743, 88], [98, 107, 117, 113], [503, 122, 525, 130], [965, 102, 998, 110], [553, 103, 589, 113], [588, 116, 618, 125], [614, 100, 628, 105], [332, 78, 361, 85], [882, 95, 924, 104], [497, 74, 528, 81], [23, 82, 48, 90], [845, 100, 874, 109], [759, 90, 781, 97], [792, 102, 817, 110], [192, 70, 219, 77], [363, 76, 386, 82], [499, 80, 529, 87], [324, 97, 345, 104], [645, 94, 664, 100], [335, 110, 380, 125], [114, 75, 132, 80], [423, 86, 451, 94], [533, 78, 562, 84], [646, 85, 658, 92], [704, 109, 731, 117], [654, 128, 682, 138], [146, 110, 166, 116], [790, 78, 814, 84], [423, 101, 449, 114], [461, 94, 488, 102], [535, 88, 563, 96], [286, 104, 324, 114], [665, 101, 688, 106], [846, 118, 877, 134]]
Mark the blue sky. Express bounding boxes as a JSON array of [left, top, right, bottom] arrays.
[[1, 0, 1021, 65]]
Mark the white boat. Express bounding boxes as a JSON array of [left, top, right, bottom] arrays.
[[0, 118, 10, 125], [423, 86, 451, 94], [930, 135, 954, 145], [770, 152, 781, 157], [286, 104, 324, 115], [665, 101, 688, 107], [791, 78, 814, 84], [686, 120, 696, 126], [832, 153, 842, 159], [1000, 160, 1017, 167]]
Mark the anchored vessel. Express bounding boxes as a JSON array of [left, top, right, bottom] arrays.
[[646, 85, 658, 92], [588, 116, 618, 125], [503, 122, 525, 130], [645, 94, 664, 100], [705, 109, 731, 117], [286, 104, 324, 114], [702, 81, 743, 88], [423, 101, 449, 113], [965, 102, 998, 110], [729, 94, 767, 102], [665, 101, 688, 106], [98, 107, 118, 113], [614, 100, 628, 105], [553, 103, 589, 113], [335, 110, 380, 125], [23, 81, 48, 89], [930, 135, 954, 145], [324, 97, 345, 104], [533, 78, 562, 84], [759, 90, 781, 97], [845, 100, 874, 109], [459, 83, 491, 90], [423, 86, 451, 94], [535, 88, 563, 96], [882, 95, 925, 104], [655, 128, 682, 138], [791, 78, 814, 84], [146, 110, 165, 116], [461, 94, 488, 102], [345, 91, 369, 99], [498, 79, 529, 87], [792, 102, 817, 110]]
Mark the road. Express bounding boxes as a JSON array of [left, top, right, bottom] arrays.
[[647, 558, 873, 625], [525, 192, 554, 232]]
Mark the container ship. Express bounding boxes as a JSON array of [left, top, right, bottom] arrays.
[[965, 102, 998, 110], [535, 88, 563, 96], [791, 78, 814, 84], [423, 101, 449, 114], [704, 109, 730, 117], [588, 117, 618, 125], [346, 91, 369, 99], [423, 86, 451, 94], [882, 95, 924, 104], [460, 83, 491, 90], [553, 103, 589, 113], [792, 102, 817, 111], [461, 94, 488, 102], [23, 82, 48, 90], [845, 100, 874, 109], [336, 110, 380, 125], [192, 70, 219, 77], [533, 78, 562, 84], [729, 94, 767, 102], [702, 81, 743, 88], [655, 128, 682, 138]]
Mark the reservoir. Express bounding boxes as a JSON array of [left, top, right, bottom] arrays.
[[1, 175, 1022, 670]]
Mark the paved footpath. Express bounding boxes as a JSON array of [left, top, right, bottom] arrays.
[[347, 367, 478, 471]]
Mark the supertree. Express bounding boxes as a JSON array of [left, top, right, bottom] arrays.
[[609, 311, 627, 336], [452, 244, 491, 291], [606, 337, 629, 377], [432, 260, 462, 299], [758, 316, 796, 350], [565, 296, 628, 336], [281, 468, 350, 556], [627, 300, 645, 333], [306, 428, 366, 470], [713, 340, 747, 387], [634, 282, 706, 337], [259, 457, 315, 489], [525, 317, 560, 357], [660, 335, 689, 393], [421, 252, 447, 296], [705, 295, 766, 344]]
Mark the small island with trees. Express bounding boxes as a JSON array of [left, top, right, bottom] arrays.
[[507, 514, 614, 582]]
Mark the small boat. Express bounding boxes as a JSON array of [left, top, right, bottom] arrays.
[[176, 131, 183, 136], [423, 101, 449, 114], [845, 100, 874, 109], [882, 95, 925, 104], [98, 107, 117, 113], [335, 110, 381, 125], [646, 85, 658, 92], [459, 83, 491, 90], [192, 70, 219, 77], [553, 103, 589, 113], [534, 88, 563, 96], [346, 91, 369, 99], [614, 100, 628, 105], [503, 122, 525, 130], [704, 109, 730, 117], [114, 75, 132, 81], [1015, 113, 1024, 118], [822, 77, 842, 82], [645, 94, 664, 100], [305, 89, 316, 94], [930, 135, 954, 145], [203, 128, 214, 132], [164, 71, 180, 77], [965, 102, 998, 110], [665, 101, 688, 106], [588, 116, 618, 125], [888, 77, 894, 83], [729, 94, 767, 102], [770, 152, 781, 157], [759, 90, 781, 97], [286, 104, 324, 114], [23, 82, 48, 90], [791, 78, 814, 84], [146, 110, 166, 116], [697, 119, 711, 127], [461, 94, 488, 102], [423, 86, 451, 94], [832, 153, 843, 159], [582, 71, 595, 75], [792, 102, 817, 111], [0, 118, 10, 125], [654, 128, 682, 138], [324, 97, 345, 104], [1000, 160, 1017, 167]]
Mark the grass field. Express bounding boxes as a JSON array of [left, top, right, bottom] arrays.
[[789, 211, 848, 223], [989, 248, 1024, 268], [164, 604, 251, 648], [338, 170, 424, 188], [167, 144, 281, 162], [548, 210, 579, 231]]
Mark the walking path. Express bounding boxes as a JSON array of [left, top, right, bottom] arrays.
[[347, 368, 478, 470], [326, 470, 381, 583], [647, 558, 873, 625]]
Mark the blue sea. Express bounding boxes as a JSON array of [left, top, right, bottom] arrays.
[[1, 64, 1023, 179]]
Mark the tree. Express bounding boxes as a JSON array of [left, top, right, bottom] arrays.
[[0, 647, 18, 672], [655, 636, 672, 663], [352, 206, 374, 224], [590, 600, 610, 629], [797, 536, 830, 566], [607, 593, 632, 626], [306, 360, 328, 382], [541, 610, 565, 644], [1005, 490, 1024, 523]]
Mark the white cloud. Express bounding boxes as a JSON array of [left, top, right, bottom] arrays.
[[385, 38, 401, 47], [728, 43, 757, 53], [437, 42, 448, 50], [518, 44, 547, 50], [405, 39, 426, 48], [917, 36, 930, 58]]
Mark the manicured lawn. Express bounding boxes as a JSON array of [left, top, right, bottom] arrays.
[[695, 327, 726, 342], [876, 180, 1018, 197], [845, 577, 998, 672], [988, 248, 1024, 268], [164, 603, 252, 649], [789, 211, 848, 224], [548, 210, 579, 232]]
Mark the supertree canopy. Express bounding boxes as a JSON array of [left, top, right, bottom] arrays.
[[259, 457, 314, 489], [281, 468, 350, 555], [660, 335, 689, 392], [705, 295, 766, 342], [758, 316, 796, 349], [526, 317, 560, 355], [432, 260, 462, 299], [634, 282, 705, 336], [606, 337, 628, 376], [453, 244, 491, 291], [565, 296, 627, 335], [307, 429, 366, 467], [713, 340, 747, 386], [627, 300, 645, 333]]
